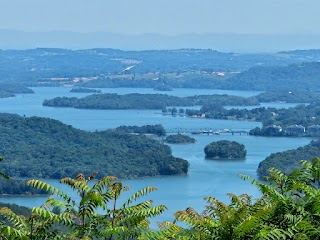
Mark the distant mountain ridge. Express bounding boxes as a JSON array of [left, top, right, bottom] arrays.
[[0, 47, 310, 86], [2, 29, 320, 52]]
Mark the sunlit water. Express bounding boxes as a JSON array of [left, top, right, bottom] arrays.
[[0, 87, 312, 225]]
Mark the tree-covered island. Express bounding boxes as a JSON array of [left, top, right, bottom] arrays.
[[114, 124, 166, 136], [165, 134, 196, 144], [42, 93, 259, 109], [184, 101, 320, 137], [70, 87, 101, 93], [204, 140, 247, 159], [153, 84, 173, 91]]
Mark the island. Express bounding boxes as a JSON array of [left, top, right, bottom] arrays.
[[184, 101, 320, 137], [42, 93, 259, 110], [70, 88, 101, 93], [0, 113, 189, 179], [115, 124, 166, 136], [204, 140, 247, 159], [154, 84, 173, 91], [165, 134, 196, 144]]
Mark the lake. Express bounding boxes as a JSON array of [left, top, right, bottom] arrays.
[[0, 87, 312, 224]]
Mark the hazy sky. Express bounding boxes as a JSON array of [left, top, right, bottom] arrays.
[[0, 0, 318, 35]]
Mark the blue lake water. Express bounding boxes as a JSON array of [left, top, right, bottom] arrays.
[[0, 87, 312, 224]]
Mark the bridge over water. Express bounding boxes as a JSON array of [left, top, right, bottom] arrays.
[[165, 128, 249, 135]]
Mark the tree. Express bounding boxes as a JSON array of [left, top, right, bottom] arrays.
[[0, 157, 9, 180], [171, 108, 178, 115], [147, 158, 320, 239], [25, 173, 166, 239], [2, 159, 320, 239], [162, 108, 168, 114]]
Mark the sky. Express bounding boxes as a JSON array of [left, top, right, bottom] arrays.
[[0, 0, 318, 35]]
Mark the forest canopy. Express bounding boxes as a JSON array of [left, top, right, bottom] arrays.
[[42, 93, 259, 110], [0, 114, 188, 179], [165, 134, 196, 144], [204, 140, 247, 159], [257, 140, 320, 178]]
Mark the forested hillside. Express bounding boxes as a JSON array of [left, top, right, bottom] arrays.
[[224, 62, 320, 91], [165, 134, 196, 144], [256, 90, 320, 103], [0, 83, 34, 98], [0, 48, 316, 91], [257, 140, 320, 178], [0, 114, 188, 179]]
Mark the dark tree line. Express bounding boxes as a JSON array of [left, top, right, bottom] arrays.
[[43, 93, 259, 110], [0, 113, 188, 180], [115, 124, 166, 136], [165, 134, 196, 144]]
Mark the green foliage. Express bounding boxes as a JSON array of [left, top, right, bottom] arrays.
[[0, 113, 188, 179], [43, 93, 189, 109], [0, 179, 47, 195], [148, 158, 320, 239], [165, 134, 196, 144], [0, 83, 34, 99], [256, 90, 320, 103], [43, 93, 259, 110], [153, 84, 173, 91], [115, 124, 166, 137], [0, 203, 31, 223], [194, 101, 320, 137], [0, 156, 45, 196], [204, 140, 247, 159], [257, 140, 320, 178], [0, 157, 9, 181], [24, 173, 166, 239], [2, 159, 320, 239], [69, 88, 101, 93], [0, 91, 14, 99], [0, 48, 317, 91], [0, 205, 70, 239], [224, 62, 320, 91], [187, 105, 273, 122]]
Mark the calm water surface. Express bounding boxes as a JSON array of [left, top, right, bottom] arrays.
[[0, 87, 312, 224]]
